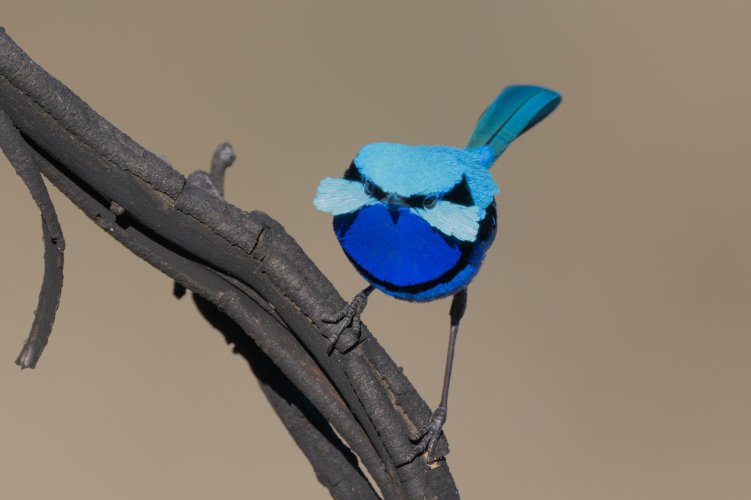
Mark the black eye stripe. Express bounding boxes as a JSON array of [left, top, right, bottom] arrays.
[[344, 161, 388, 199], [343, 161, 362, 181], [343, 162, 473, 207], [404, 194, 428, 207], [365, 180, 388, 200], [404, 176, 473, 208], [442, 176, 473, 206]]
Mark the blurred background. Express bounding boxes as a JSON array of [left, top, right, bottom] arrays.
[[1, 1, 749, 498]]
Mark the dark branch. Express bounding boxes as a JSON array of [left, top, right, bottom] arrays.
[[0, 28, 458, 499], [191, 295, 379, 499], [0, 107, 65, 369]]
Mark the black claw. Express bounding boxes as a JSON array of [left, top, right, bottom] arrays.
[[321, 308, 346, 324], [326, 319, 351, 354], [321, 286, 374, 354], [400, 407, 448, 465]]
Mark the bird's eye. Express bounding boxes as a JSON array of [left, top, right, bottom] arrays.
[[423, 196, 438, 209], [362, 179, 387, 200]]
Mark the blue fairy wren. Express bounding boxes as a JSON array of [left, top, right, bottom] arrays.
[[314, 85, 561, 463]]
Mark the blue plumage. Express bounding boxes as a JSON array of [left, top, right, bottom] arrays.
[[315, 85, 561, 301], [466, 85, 562, 161], [314, 85, 561, 463], [333, 202, 496, 301]]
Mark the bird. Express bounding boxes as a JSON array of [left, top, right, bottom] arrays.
[[313, 85, 561, 463]]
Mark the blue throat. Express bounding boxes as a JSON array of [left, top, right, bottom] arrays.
[[334, 202, 496, 302]]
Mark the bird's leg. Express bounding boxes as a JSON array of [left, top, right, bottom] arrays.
[[322, 285, 375, 354], [401, 288, 468, 464]]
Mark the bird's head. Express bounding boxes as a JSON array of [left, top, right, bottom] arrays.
[[314, 143, 499, 241]]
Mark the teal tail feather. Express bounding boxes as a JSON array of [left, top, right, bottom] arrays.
[[466, 85, 561, 164]]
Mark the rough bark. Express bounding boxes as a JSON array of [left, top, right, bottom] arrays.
[[0, 28, 458, 499]]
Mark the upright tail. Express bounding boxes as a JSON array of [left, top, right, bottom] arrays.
[[466, 85, 561, 165]]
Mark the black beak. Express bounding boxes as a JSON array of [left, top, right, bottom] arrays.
[[388, 205, 400, 224], [385, 193, 407, 224]]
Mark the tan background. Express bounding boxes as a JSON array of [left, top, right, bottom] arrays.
[[1, 1, 750, 499]]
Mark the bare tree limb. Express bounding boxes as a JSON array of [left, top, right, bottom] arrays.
[[0, 28, 458, 499], [0, 107, 65, 369]]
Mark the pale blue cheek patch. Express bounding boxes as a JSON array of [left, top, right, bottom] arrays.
[[314, 177, 375, 215], [412, 201, 482, 242]]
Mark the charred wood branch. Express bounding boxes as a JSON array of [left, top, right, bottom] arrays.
[[0, 28, 458, 499], [0, 107, 64, 369]]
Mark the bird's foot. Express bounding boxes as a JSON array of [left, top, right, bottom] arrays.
[[321, 286, 373, 354], [400, 406, 448, 465]]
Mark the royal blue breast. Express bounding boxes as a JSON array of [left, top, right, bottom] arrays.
[[333, 203, 496, 302]]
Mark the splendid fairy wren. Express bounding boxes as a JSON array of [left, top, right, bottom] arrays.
[[314, 85, 561, 463]]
